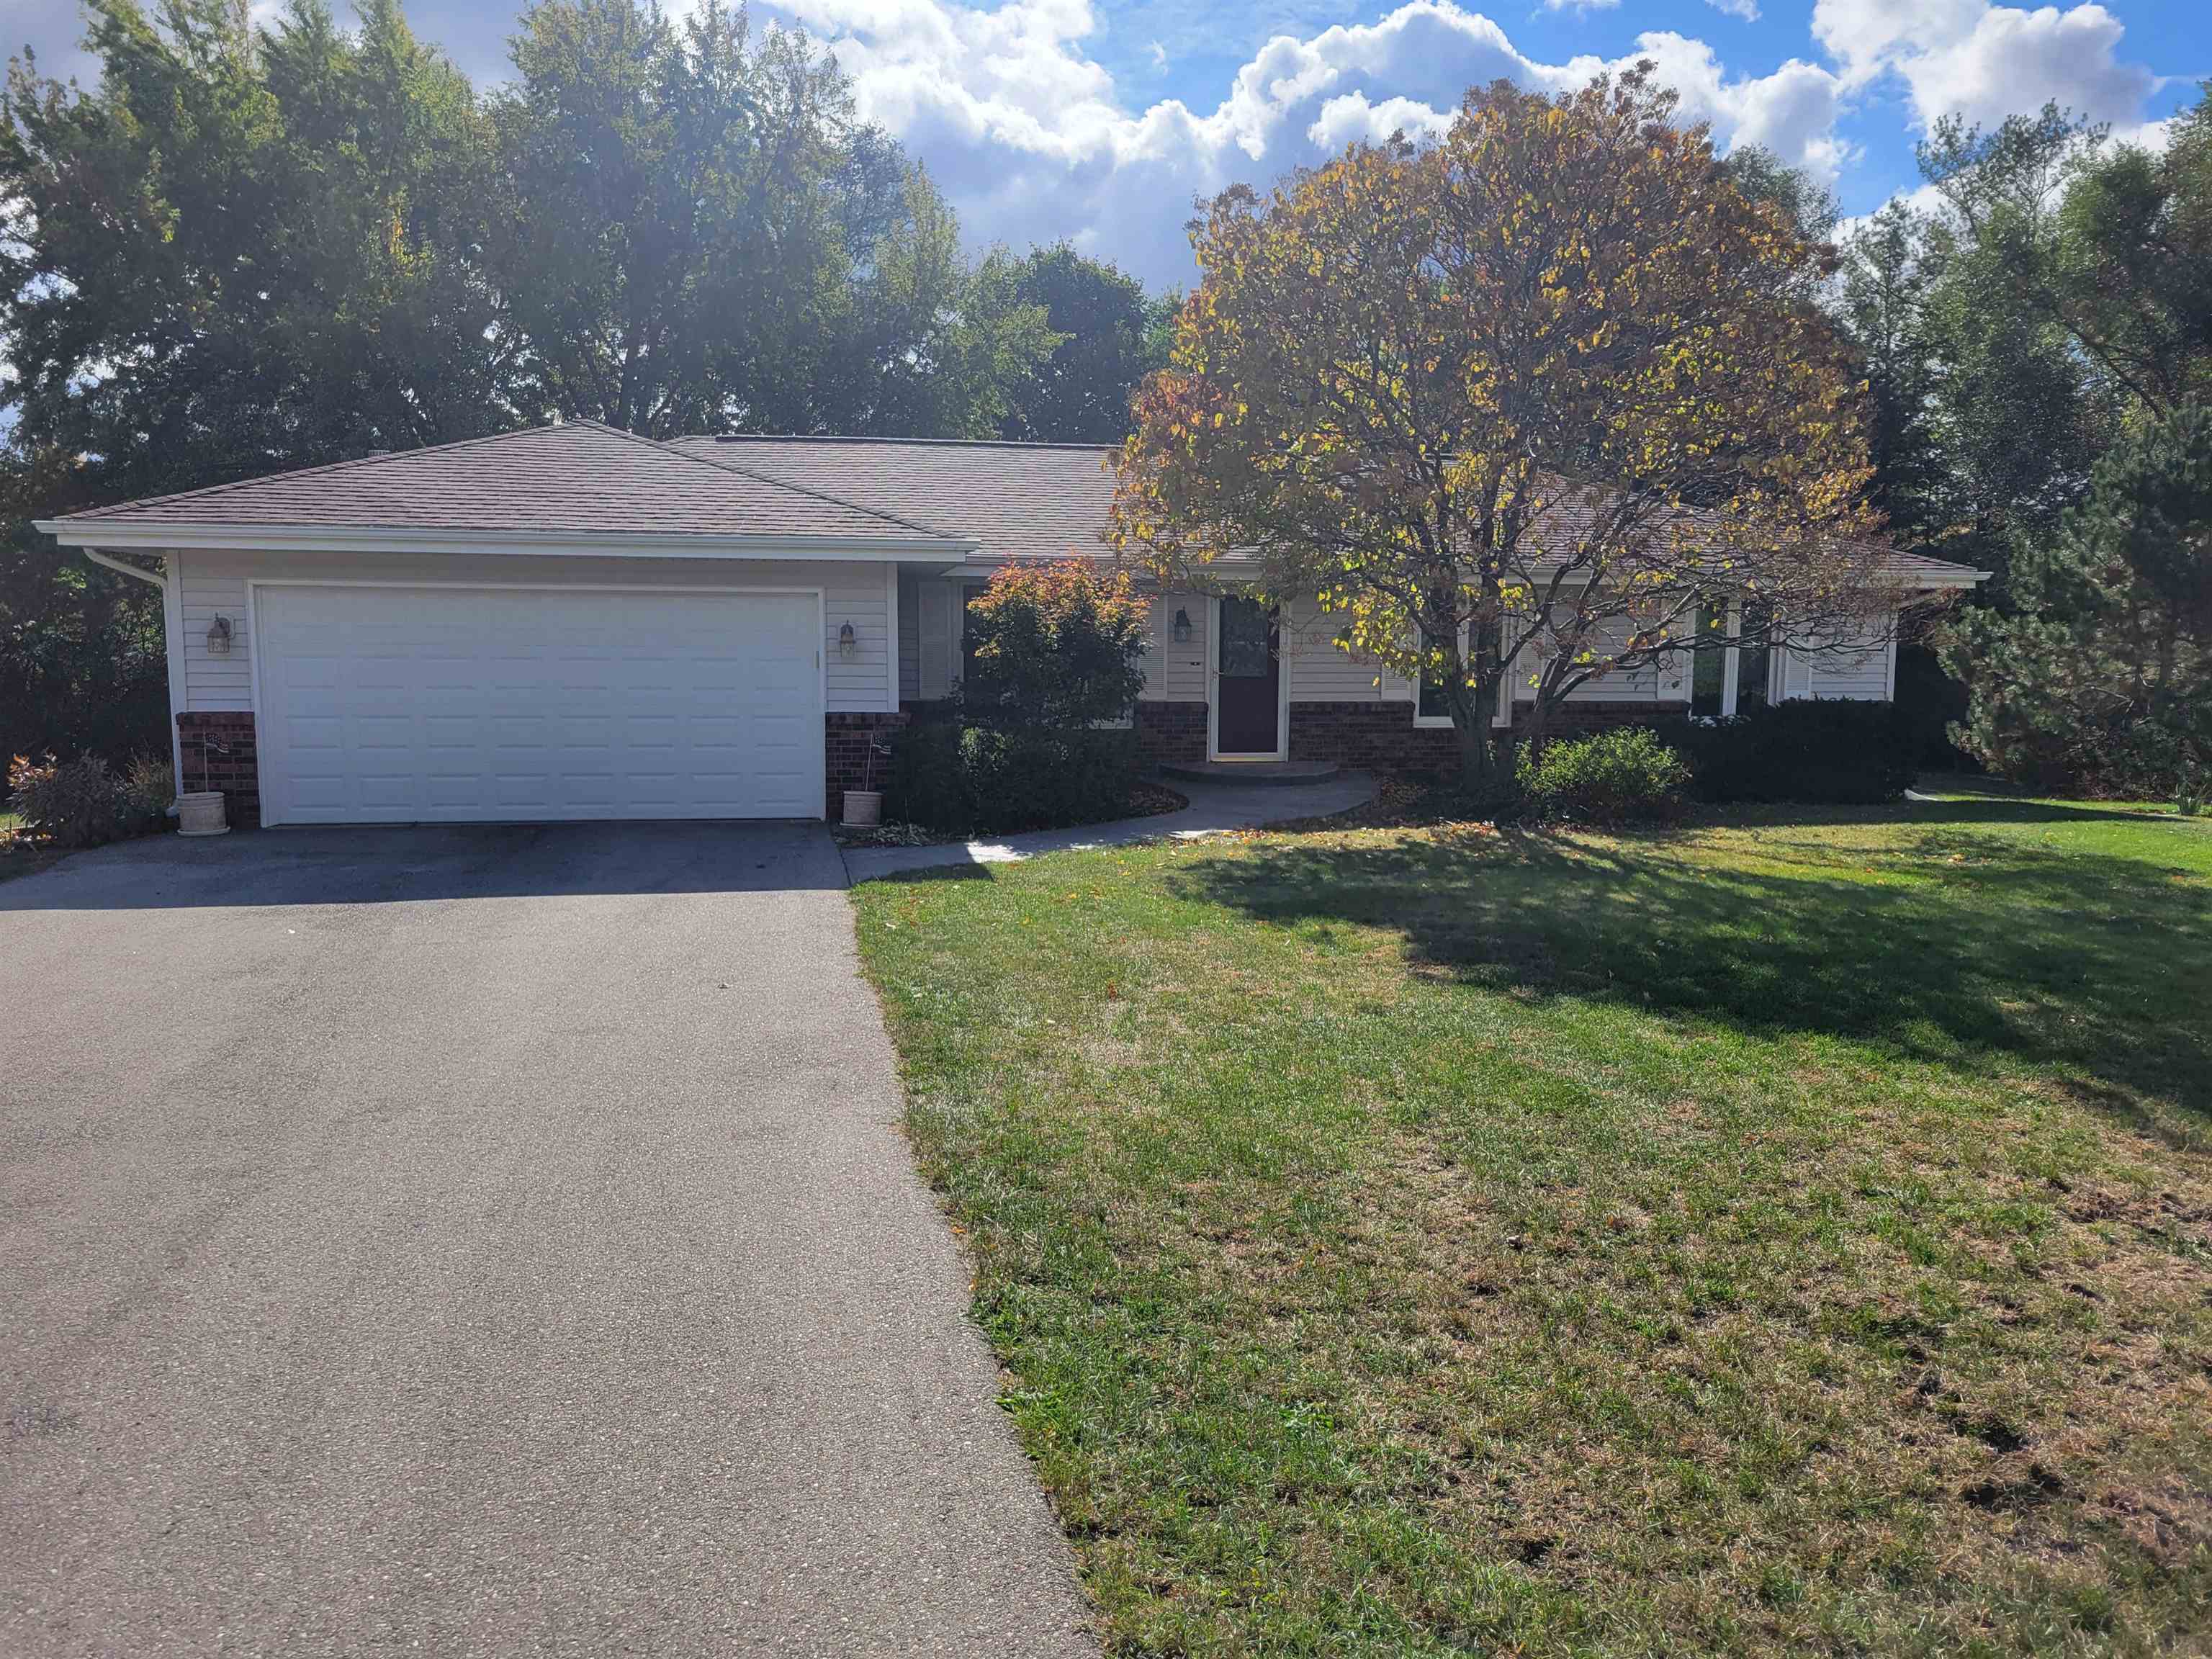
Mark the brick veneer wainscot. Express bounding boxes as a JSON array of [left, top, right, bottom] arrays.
[[176, 711, 260, 828], [1287, 699, 1691, 773], [826, 711, 909, 818], [1136, 701, 1208, 765]]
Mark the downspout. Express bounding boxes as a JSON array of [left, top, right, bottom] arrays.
[[78, 547, 186, 799]]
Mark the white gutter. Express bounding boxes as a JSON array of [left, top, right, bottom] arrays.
[[78, 546, 167, 588], [37, 519, 979, 562]]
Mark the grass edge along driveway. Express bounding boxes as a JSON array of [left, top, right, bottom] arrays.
[[853, 795, 2211, 1657]]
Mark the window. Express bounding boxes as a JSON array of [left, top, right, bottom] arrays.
[[1415, 617, 1509, 728], [1686, 598, 1776, 717], [1415, 623, 1457, 725], [957, 583, 985, 683], [1691, 601, 1729, 717], [1737, 599, 1773, 712]]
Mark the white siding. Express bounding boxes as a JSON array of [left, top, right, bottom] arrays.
[[897, 570, 921, 701], [174, 548, 899, 714], [1154, 590, 1210, 701], [1560, 613, 1666, 702], [179, 554, 254, 711], [1796, 616, 1896, 701], [1282, 596, 1411, 701]]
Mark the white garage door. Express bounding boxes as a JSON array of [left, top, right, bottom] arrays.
[[253, 584, 824, 824]]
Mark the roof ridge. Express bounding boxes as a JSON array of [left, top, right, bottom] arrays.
[[661, 427, 968, 540], [687, 432, 1118, 453], [68, 421, 562, 521]]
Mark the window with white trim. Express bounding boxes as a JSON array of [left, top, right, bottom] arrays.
[[1413, 620, 1511, 728], [1689, 598, 1775, 717]]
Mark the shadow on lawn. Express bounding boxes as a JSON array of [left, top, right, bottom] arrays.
[[1172, 814, 2211, 1125]]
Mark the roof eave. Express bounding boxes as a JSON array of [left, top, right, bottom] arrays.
[[1899, 567, 1992, 590], [37, 519, 978, 563]]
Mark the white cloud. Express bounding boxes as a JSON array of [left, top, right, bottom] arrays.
[[1627, 33, 1854, 181], [1810, 0, 2156, 132], [1707, 0, 1761, 19], [1542, 0, 1622, 12], [763, 0, 1868, 289], [1308, 92, 1458, 152], [1148, 40, 1166, 71]]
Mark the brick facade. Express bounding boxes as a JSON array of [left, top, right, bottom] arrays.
[[1287, 698, 1690, 774], [168, 698, 1683, 829], [826, 711, 909, 819], [176, 711, 260, 828], [1135, 700, 1208, 765], [1287, 702, 1468, 773]]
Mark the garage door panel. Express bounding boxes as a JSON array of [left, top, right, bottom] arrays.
[[256, 585, 824, 824]]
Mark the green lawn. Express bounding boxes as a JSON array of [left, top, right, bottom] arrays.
[[853, 793, 2212, 1656]]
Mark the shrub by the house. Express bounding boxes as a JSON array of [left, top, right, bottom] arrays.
[[1516, 728, 1691, 824], [1661, 701, 1916, 804], [890, 562, 1150, 834], [7, 753, 148, 848]]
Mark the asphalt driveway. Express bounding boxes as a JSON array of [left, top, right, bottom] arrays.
[[0, 824, 1094, 1658]]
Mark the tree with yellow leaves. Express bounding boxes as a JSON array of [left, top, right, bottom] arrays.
[[1111, 66, 1902, 796]]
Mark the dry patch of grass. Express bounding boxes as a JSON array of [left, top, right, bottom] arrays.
[[855, 798, 2212, 1655]]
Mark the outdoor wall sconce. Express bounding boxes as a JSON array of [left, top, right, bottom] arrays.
[[206, 615, 233, 655], [837, 620, 858, 659], [1172, 607, 1193, 644]]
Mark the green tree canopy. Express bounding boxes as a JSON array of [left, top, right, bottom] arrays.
[[1944, 400, 2212, 809], [0, 0, 1083, 763], [991, 244, 1172, 444]]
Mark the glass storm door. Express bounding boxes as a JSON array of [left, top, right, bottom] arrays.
[[1215, 598, 1281, 756]]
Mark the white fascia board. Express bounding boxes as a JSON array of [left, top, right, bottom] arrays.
[[1907, 570, 1993, 589], [37, 520, 978, 563]]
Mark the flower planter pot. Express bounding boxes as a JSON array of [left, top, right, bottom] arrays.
[[841, 789, 883, 829], [176, 791, 230, 837]]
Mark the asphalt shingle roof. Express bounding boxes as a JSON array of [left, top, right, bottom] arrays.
[[58, 418, 953, 543], [54, 420, 1985, 588], [668, 435, 1118, 562]]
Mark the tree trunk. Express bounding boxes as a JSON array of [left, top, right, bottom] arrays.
[[1520, 693, 1550, 757], [1447, 679, 1511, 806]]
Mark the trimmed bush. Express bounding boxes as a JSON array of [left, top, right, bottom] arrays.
[[959, 728, 1141, 833], [887, 723, 1142, 835], [961, 562, 1150, 732], [1516, 728, 1691, 824], [1660, 700, 1917, 804], [885, 716, 975, 832], [7, 753, 136, 848], [888, 559, 1152, 835]]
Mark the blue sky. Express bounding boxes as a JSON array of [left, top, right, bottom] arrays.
[[10, 0, 2205, 290]]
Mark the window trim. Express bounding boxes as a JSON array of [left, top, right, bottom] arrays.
[[1413, 619, 1511, 729]]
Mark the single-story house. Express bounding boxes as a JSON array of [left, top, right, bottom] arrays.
[[41, 418, 1987, 827]]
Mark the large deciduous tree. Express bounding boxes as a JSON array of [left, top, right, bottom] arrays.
[[1110, 68, 1892, 795], [1, 0, 511, 763], [0, 0, 1064, 765], [3, 0, 511, 499]]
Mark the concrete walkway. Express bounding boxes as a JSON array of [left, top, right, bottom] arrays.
[[0, 823, 1094, 1658], [842, 770, 1377, 881]]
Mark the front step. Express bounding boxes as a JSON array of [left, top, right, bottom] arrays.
[[1158, 759, 1341, 786]]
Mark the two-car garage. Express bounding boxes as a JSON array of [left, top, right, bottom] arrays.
[[251, 584, 825, 825], [39, 418, 971, 829]]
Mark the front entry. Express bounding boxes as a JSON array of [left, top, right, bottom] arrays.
[[1214, 596, 1282, 757]]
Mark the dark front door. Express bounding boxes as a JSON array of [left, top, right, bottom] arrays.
[[1215, 597, 1281, 756]]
